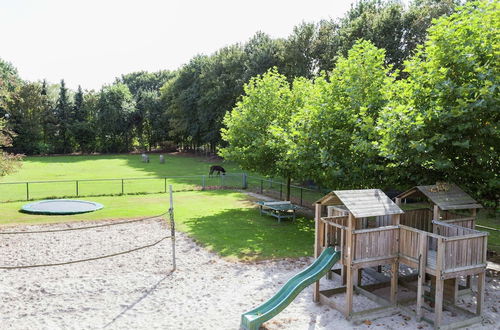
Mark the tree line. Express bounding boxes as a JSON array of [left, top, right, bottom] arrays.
[[1, 0, 459, 156], [221, 0, 499, 206], [1, 0, 496, 205]]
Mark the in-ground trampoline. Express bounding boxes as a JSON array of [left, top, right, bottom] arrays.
[[21, 199, 104, 215]]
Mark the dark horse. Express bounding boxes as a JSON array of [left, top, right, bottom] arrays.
[[209, 165, 226, 177]]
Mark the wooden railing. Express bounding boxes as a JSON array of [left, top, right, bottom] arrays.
[[433, 220, 487, 272], [400, 208, 432, 231], [352, 226, 399, 262], [442, 217, 475, 229], [320, 215, 348, 249], [399, 225, 424, 261]]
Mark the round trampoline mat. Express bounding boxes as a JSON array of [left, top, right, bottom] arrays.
[[21, 199, 104, 215]]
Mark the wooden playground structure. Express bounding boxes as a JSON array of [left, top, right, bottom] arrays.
[[313, 184, 488, 329]]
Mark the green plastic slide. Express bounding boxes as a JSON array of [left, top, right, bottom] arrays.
[[240, 247, 341, 330]]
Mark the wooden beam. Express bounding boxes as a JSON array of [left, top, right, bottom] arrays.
[[353, 225, 399, 234], [354, 286, 391, 307], [319, 292, 347, 315]]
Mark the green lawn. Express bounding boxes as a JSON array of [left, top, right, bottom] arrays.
[[1, 153, 497, 261], [477, 209, 500, 257], [1, 153, 244, 181], [0, 190, 315, 261], [0, 154, 247, 202]]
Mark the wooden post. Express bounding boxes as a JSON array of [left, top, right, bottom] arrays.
[[433, 204, 440, 221], [345, 212, 354, 318], [477, 235, 487, 315], [391, 213, 399, 304], [357, 268, 362, 286], [477, 273, 485, 315], [466, 209, 477, 288], [313, 203, 322, 302], [390, 262, 398, 304], [242, 173, 247, 189], [395, 197, 401, 206], [434, 237, 445, 328], [416, 232, 427, 321], [471, 208, 477, 229]]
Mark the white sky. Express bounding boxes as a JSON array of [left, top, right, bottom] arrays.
[[1, 0, 357, 90]]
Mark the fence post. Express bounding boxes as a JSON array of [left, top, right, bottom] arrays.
[[202, 175, 206, 190], [300, 187, 303, 206], [26, 182, 29, 201], [260, 179, 263, 194], [242, 173, 247, 189], [76, 180, 79, 196], [121, 179, 124, 195], [280, 182, 283, 200], [164, 177, 167, 193]]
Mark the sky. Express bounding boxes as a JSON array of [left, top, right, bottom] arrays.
[[1, 0, 358, 90]]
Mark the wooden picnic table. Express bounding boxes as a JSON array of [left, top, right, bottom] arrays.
[[255, 200, 301, 223]]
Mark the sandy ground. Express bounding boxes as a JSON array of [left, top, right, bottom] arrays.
[[0, 217, 498, 330]]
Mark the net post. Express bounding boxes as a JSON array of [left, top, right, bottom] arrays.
[[169, 185, 176, 271]]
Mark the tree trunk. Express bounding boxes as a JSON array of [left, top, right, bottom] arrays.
[[286, 175, 291, 201]]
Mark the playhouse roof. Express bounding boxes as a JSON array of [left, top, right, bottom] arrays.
[[316, 189, 404, 218], [396, 183, 482, 210]]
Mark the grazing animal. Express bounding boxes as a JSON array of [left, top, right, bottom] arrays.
[[209, 165, 226, 177]]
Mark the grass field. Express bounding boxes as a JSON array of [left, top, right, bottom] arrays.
[[0, 153, 497, 260], [1, 153, 243, 181], [0, 190, 314, 260], [0, 153, 247, 202]]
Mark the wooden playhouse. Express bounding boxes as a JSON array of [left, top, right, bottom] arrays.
[[313, 185, 488, 329]]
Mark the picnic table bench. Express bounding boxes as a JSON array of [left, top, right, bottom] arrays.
[[255, 200, 301, 222]]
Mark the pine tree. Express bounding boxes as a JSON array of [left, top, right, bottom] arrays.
[[54, 80, 72, 153]]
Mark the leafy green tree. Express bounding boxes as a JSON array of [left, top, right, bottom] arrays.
[[117, 70, 175, 151], [118, 70, 175, 96], [162, 56, 206, 150], [243, 32, 285, 82], [378, 0, 499, 204], [313, 0, 459, 72], [134, 89, 164, 150], [197, 45, 246, 151], [0, 118, 22, 175], [292, 40, 394, 188], [0, 58, 22, 113], [4, 83, 47, 154], [220, 69, 306, 200], [282, 22, 318, 79], [97, 83, 136, 152], [312, 20, 339, 74]]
